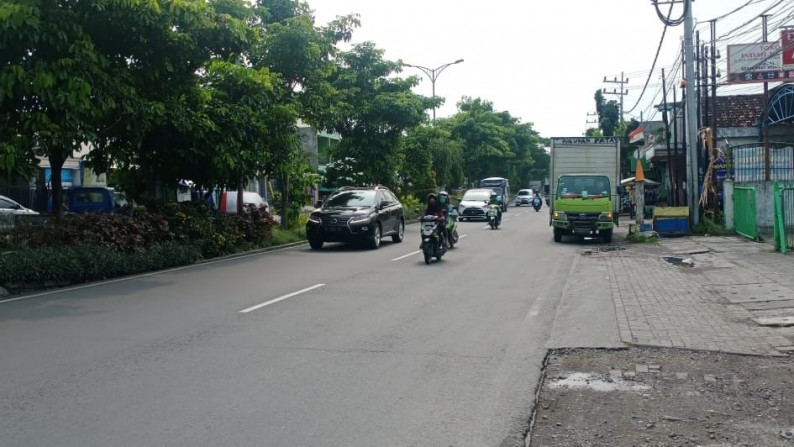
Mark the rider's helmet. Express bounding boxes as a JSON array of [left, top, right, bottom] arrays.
[[427, 193, 437, 204], [438, 191, 449, 205]]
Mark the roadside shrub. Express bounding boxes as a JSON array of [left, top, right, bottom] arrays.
[[22, 211, 171, 252], [0, 242, 202, 290], [400, 194, 422, 221], [692, 215, 730, 236]]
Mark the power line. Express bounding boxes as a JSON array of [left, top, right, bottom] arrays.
[[703, 0, 767, 23], [624, 3, 673, 114]]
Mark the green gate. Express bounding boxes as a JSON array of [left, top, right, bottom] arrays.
[[774, 181, 794, 253], [734, 186, 757, 240]]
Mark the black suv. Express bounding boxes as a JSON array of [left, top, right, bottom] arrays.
[[306, 186, 405, 250]]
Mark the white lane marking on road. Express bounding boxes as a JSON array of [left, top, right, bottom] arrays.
[[528, 296, 544, 317], [460, 234, 468, 239], [0, 243, 309, 305], [392, 250, 421, 261], [239, 283, 326, 314]]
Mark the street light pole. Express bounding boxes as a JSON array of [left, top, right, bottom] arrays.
[[402, 59, 464, 124]]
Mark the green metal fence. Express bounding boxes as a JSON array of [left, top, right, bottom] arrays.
[[734, 186, 757, 240], [774, 181, 794, 254]]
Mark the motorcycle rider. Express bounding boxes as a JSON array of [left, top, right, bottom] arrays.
[[488, 191, 503, 225], [532, 192, 542, 210], [423, 193, 450, 248], [438, 191, 454, 247]]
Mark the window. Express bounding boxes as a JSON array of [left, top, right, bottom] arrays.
[[0, 198, 17, 209], [462, 190, 491, 202], [75, 192, 106, 203], [387, 191, 400, 204], [326, 190, 376, 207], [557, 176, 610, 198]]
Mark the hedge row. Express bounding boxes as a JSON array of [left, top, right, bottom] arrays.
[[0, 242, 202, 292]]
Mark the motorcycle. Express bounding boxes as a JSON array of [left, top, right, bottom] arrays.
[[532, 196, 542, 212], [487, 205, 501, 229], [420, 215, 447, 264], [447, 208, 460, 248]]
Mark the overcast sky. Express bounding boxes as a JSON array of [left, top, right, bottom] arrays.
[[309, 0, 792, 137]]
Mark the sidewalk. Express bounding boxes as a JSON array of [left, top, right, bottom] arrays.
[[584, 223, 794, 356]]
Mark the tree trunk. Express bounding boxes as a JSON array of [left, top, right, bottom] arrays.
[[50, 154, 66, 222], [237, 184, 244, 214], [280, 170, 289, 229]]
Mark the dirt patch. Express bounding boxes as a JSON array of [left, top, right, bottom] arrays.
[[529, 347, 794, 446]]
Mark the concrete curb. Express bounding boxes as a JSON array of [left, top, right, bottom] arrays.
[[0, 239, 309, 301], [192, 240, 307, 265]]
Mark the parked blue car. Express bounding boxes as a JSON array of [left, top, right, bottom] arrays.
[[49, 187, 117, 213]]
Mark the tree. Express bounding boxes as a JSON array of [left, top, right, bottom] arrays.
[[324, 42, 433, 187], [443, 97, 541, 188], [616, 119, 642, 177], [82, 0, 257, 202], [0, 0, 132, 219], [585, 128, 603, 137], [249, 0, 358, 227], [594, 89, 620, 137], [400, 125, 463, 196]]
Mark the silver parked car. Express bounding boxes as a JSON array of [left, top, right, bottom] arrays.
[[0, 195, 38, 216]]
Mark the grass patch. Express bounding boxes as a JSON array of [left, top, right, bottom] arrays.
[[270, 227, 306, 246], [626, 232, 659, 244], [691, 217, 731, 236]]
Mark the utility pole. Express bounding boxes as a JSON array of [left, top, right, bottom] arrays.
[[762, 15, 771, 181], [683, 0, 700, 225], [586, 112, 599, 134], [662, 67, 675, 207], [710, 19, 719, 213], [650, 0, 697, 222], [710, 20, 718, 149], [604, 73, 629, 122]]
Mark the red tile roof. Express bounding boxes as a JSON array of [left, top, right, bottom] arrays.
[[710, 94, 763, 128]]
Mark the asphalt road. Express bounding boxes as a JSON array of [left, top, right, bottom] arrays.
[[0, 206, 621, 447]]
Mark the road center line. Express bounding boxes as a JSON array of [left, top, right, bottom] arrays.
[[392, 250, 420, 261], [239, 283, 325, 314], [528, 296, 544, 317], [459, 234, 468, 239]]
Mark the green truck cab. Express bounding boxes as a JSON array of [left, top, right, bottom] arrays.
[[551, 174, 614, 243]]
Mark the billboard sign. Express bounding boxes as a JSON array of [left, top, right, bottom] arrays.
[[782, 29, 794, 70], [727, 42, 794, 84]]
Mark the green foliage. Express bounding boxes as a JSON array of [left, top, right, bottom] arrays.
[[616, 119, 642, 176], [594, 89, 620, 137], [0, 242, 202, 291], [19, 211, 172, 253], [691, 214, 730, 236], [324, 42, 434, 186], [442, 97, 542, 188], [270, 227, 306, 245], [626, 232, 659, 244], [399, 194, 422, 221]]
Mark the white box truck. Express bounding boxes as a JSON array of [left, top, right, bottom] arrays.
[[549, 137, 620, 243]]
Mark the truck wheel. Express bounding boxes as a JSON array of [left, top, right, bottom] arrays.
[[553, 227, 562, 243], [601, 229, 613, 244]]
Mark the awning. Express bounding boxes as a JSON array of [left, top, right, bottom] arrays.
[[621, 177, 660, 186]]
